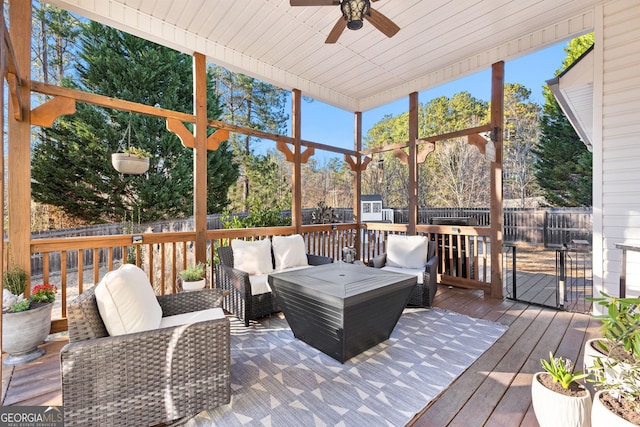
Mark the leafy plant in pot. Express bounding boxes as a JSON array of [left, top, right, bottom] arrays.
[[586, 292, 640, 425], [531, 352, 591, 427], [2, 265, 58, 366], [590, 355, 640, 425], [179, 263, 206, 291], [584, 293, 640, 395]]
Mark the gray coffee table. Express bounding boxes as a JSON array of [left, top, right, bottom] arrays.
[[268, 262, 416, 363]]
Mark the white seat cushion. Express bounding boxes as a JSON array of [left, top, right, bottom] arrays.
[[272, 234, 309, 270], [381, 266, 424, 284], [249, 274, 271, 296], [95, 264, 162, 336], [159, 307, 226, 329], [249, 265, 313, 296], [231, 239, 273, 274], [385, 235, 429, 269]]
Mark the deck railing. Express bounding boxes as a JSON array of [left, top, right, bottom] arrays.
[[25, 223, 491, 332]]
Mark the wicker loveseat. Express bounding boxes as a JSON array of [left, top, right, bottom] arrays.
[[216, 235, 333, 326], [60, 276, 230, 427], [369, 236, 438, 307]]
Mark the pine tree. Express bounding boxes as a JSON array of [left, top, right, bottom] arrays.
[[211, 66, 289, 213], [31, 22, 239, 223], [533, 35, 593, 207]]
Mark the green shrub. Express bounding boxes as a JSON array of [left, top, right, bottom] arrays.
[[179, 263, 205, 281], [3, 265, 27, 296]]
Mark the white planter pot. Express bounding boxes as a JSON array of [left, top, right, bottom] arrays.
[[182, 278, 206, 291], [592, 390, 637, 426], [111, 153, 149, 174], [2, 303, 53, 366], [531, 372, 592, 427], [584, 338, 608, 396]]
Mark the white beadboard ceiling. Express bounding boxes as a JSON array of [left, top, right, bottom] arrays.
[[46, 0, 606, 113]]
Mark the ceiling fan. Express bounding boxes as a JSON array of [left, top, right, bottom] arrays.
[[290, 0, 400, 44]]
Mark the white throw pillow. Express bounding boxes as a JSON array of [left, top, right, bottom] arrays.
[[231, 239, 273, 274], [272, 234, 309, 270], [94, 264, 162, 336], [385, 235, 429, 269]]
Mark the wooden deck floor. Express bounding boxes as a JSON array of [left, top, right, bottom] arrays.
[[2, 276, 600, 426]]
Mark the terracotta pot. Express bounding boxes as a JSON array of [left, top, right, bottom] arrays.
[[592, 390, 637, 426], [2, 303, 53, 366], [182, 278, 206, 291], [111, 153, 149, 174], [531, 372, 592, 427]]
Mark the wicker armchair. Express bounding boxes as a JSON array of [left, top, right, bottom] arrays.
[[369, 240, 439, 307], [216, 245, 333, 326], [60, 286, 230, 427]]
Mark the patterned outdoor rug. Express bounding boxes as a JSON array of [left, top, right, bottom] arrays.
[[186, 308, 508, 427]]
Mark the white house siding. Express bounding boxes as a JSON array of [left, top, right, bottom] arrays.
[[595, 0, 640, 302]]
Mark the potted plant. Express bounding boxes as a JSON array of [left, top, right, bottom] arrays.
[[590, 357, 640, 426], [2, 265, 58, 366], [531, 352, 591, 427], [586, 292, 640, 425], [111, 146, 151, 174], [584, 292, 640, 394], [178, 263, 206, 291]]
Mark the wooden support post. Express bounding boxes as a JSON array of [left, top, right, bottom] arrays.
[[490, 61, 504, 299], [193, 53, 207, 265], [354, 112, 363, 259], [408, 92, 419, 235], [8, 0, 31, 294], [291, 89, 302, 233], [1, 1, 6, 380]]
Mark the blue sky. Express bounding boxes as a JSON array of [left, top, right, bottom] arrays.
[[287, 41, 568, 161]]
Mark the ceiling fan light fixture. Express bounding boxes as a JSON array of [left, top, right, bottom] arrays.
[[341, 0, 370, 31]]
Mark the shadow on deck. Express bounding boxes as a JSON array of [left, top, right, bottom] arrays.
[[2, 281, 600, 427]]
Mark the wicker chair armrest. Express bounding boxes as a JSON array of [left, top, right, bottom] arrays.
[[157, 288, 226, 317], [215, 264, 251, 297], [425, 255, 438, 275], [306, 254, 333, 266], [61, 317, 231, 426], [369, 253, 387, 268]]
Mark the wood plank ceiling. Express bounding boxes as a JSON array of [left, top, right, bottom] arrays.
[[46, 0, 607, 113]]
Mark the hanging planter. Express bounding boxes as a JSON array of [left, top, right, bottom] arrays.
[[111, 115, 151, 174], [112, 149, 150, 175]]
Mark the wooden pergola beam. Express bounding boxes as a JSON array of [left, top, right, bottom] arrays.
[[31, 81, 358, 157], [361, 124, 493, 156]]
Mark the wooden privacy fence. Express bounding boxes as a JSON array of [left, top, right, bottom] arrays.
[[392, 207, 592, 247]]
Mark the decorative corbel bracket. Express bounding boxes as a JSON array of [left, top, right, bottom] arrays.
[[276, 139, 314, 163], [166, 118, 228, 150], [393, 141, 435, 165], [416, 140, 436, 163], [467, 133, 495, 162], [344, 154, 372, 171], [393, 148, 408, 164], [6, 72, 22, 121], [30, 96, 76, 127]]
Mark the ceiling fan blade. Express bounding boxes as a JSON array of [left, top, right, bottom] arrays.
[[365, 8, 400, 38], [325, 18, 347, 44], [290, 0, 339, 6]]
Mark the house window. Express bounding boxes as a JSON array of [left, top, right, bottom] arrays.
[[373, 202, 382, 213], [363, 202, 371, 213]]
